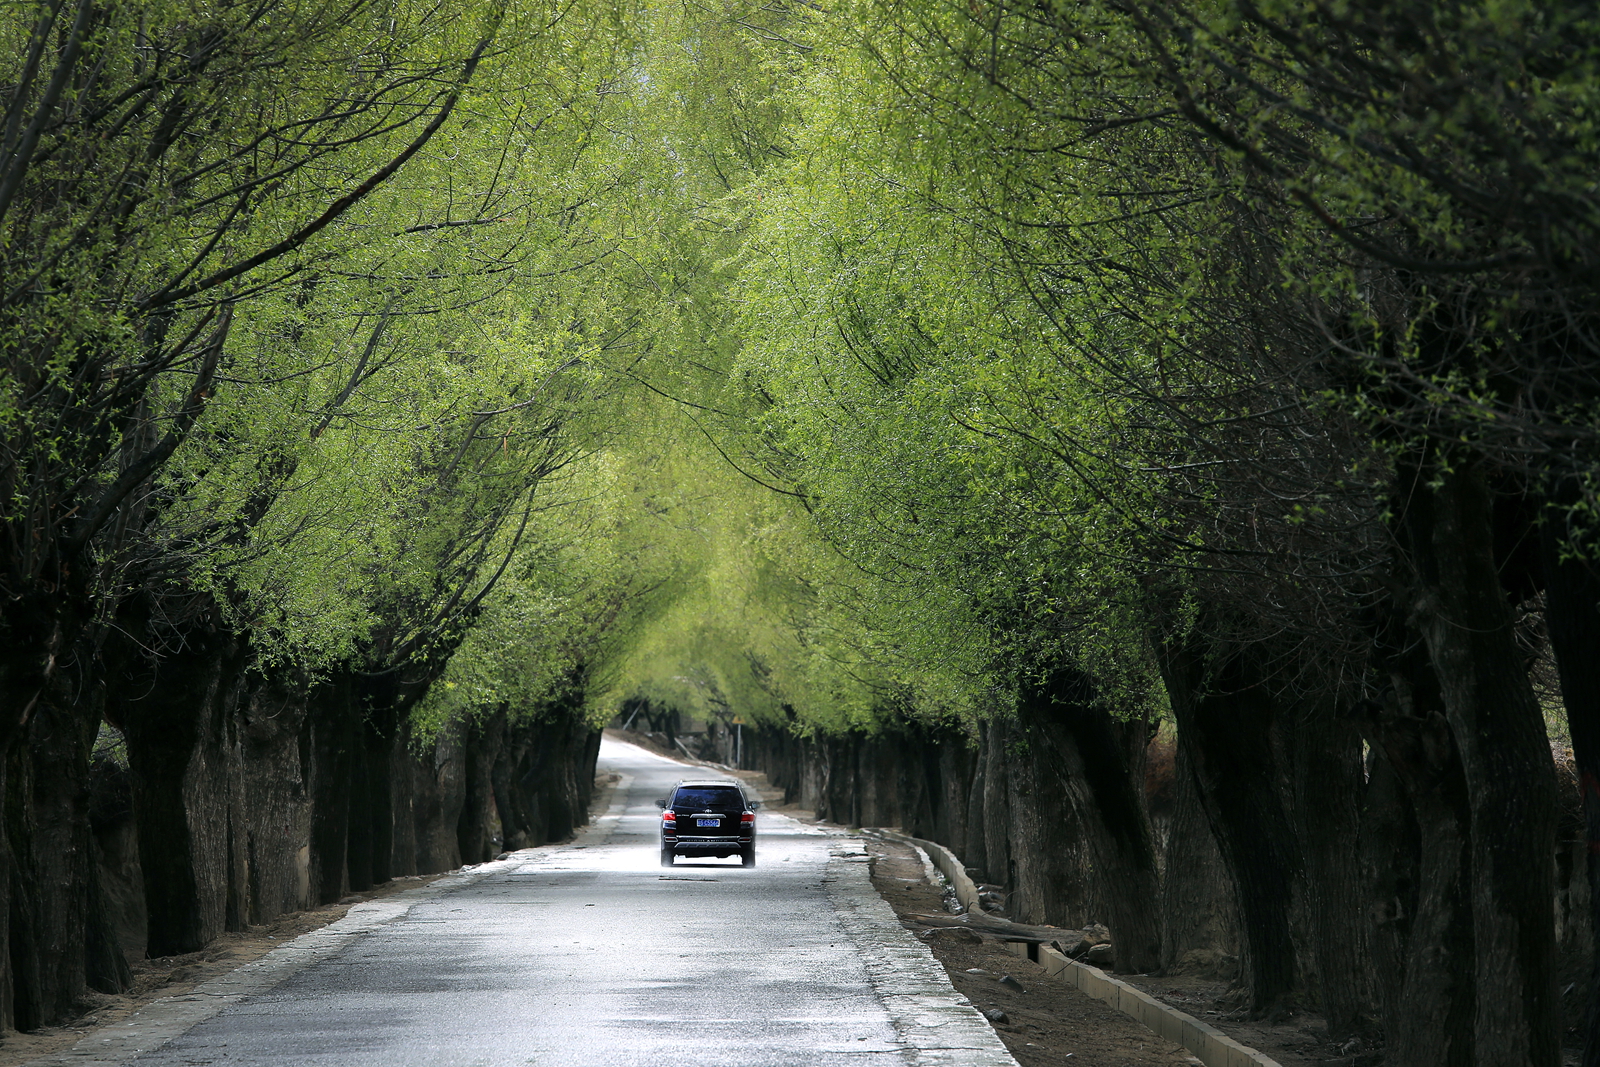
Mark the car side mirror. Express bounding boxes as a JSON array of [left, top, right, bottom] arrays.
[[655, 798, 666, 809], [748, 800, 761, 810]]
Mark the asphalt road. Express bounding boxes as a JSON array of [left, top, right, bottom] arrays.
[[50, 737, 1013, 1067]]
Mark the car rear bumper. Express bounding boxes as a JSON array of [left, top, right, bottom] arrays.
[[665, 836, 753, 853]]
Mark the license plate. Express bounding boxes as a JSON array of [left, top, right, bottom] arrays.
[[696, 818, 720, 827]]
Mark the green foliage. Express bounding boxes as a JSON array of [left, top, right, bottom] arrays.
[[8, 0, 1588, 748]]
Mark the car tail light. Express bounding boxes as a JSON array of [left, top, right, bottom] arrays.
[[740, 811, 754, 824], [662, 810, 675, 824]]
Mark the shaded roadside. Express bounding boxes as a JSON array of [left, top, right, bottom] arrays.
[[867, 835, 1199, 1067]]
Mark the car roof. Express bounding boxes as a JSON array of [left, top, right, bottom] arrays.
[[674, 779, 744, 788]]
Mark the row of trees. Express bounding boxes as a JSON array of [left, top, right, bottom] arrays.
[[0, 0, 703, 1028], [4, 1, 1594, 1064], [593, 2, 1600, 1066]]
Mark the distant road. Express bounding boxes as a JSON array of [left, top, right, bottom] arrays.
[[62, 737, 1013, 1067]]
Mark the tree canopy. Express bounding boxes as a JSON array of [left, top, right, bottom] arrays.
[[4, 0, 1598, 1059]]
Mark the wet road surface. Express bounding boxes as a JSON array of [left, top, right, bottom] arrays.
[[48, 738, 1014, 1067]]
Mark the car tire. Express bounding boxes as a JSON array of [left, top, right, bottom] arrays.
[[660, 847, 675, 867], [740, 846, 755, 868]]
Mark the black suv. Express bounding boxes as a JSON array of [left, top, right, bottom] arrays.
[[658, 780, 757, 867]]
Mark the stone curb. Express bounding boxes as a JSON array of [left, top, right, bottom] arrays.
[[826, 838, 1020, 1067], [868, 828, 1282, 1067]]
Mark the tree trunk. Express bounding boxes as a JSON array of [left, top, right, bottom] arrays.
[[934, 742, 974, 860], [1160, 732, 1239, 976], [25, 695, 99, 1018], [1287, 693, 1367, 1038], [389, 721, 418, 877], [1021, 666, 1162, 972], [508, 730, 548, 849], [0, 590, 86, 1025], [901, 733, 939, 840], [1408, 459, 1558, 1067], [346, 727, 374, 892], [1540, 495, 1600, 1067], [493, 730, 531, 851], [1160, 636, 1300, 1015], [965, 746, 990, 883], [577, 726, 602, 826], [84, 834, 133, 995], [457, 711, 505, 865], [237, 677, 313, 924], [308, 678, 355, 904], [5, 746, 39, 1032], [347, 692, 399, 890], [1004, 715, 1092, 930], [1357, 738, 1414, 1046], [981, 718, 1013, 892], [118, 630, 249, 956], [1358, 592, 1479, 1066], [413, 729, 465, 874]]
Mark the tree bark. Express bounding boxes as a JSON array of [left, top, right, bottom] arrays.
[[1286, 693, 1367, 1038], [308, 678, 355, 904], [1359, 696, 1477, 1067], [457, 711, 505, 865], [1540, 494, 1600, 1067], [236, 677, 313, 924], [6, 745, 40, 1031], [493, 729, 531, 851], [22, 692, 98, 1018], [413, 729, 465, 874], [1407, 459, 1558, 1067], [965, 746, 990, 883], [901, 732, 939, 841], [933, 742, 974, 859], [120, 633, 248, 957], [981, 718, 1013, 891], [1160, 635, 1300, 1015], [1159, 731, 1239, 976], [1021, 666, 1162, 972], [347, 694, 398, 889]]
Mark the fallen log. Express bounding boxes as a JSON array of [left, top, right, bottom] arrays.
[[902, 911, 1075, 946]]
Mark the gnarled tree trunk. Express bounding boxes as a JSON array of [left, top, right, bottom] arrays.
[[236, 676, 313, 924], [1021, 666, 1162, 973], [308, 677, 355, 904], [1160, 636, 1301, 1015], [1541, 491, 1600, 1067], [1407, 458, 1558, 1067], [1286, 690, 1367, 1038], [118, 633, 248, 957]]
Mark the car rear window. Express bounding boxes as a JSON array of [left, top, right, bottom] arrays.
[[672, 786, 743, 810]]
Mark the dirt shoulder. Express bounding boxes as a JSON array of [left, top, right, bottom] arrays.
[[867, 832, 1390, 1067], [1113, 972, 1366, 1067], [867, 835, 1200, 1067]]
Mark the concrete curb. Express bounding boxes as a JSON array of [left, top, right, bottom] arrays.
[[869, 828, 1282, 1067], [826, 838, 1020, 1067]]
